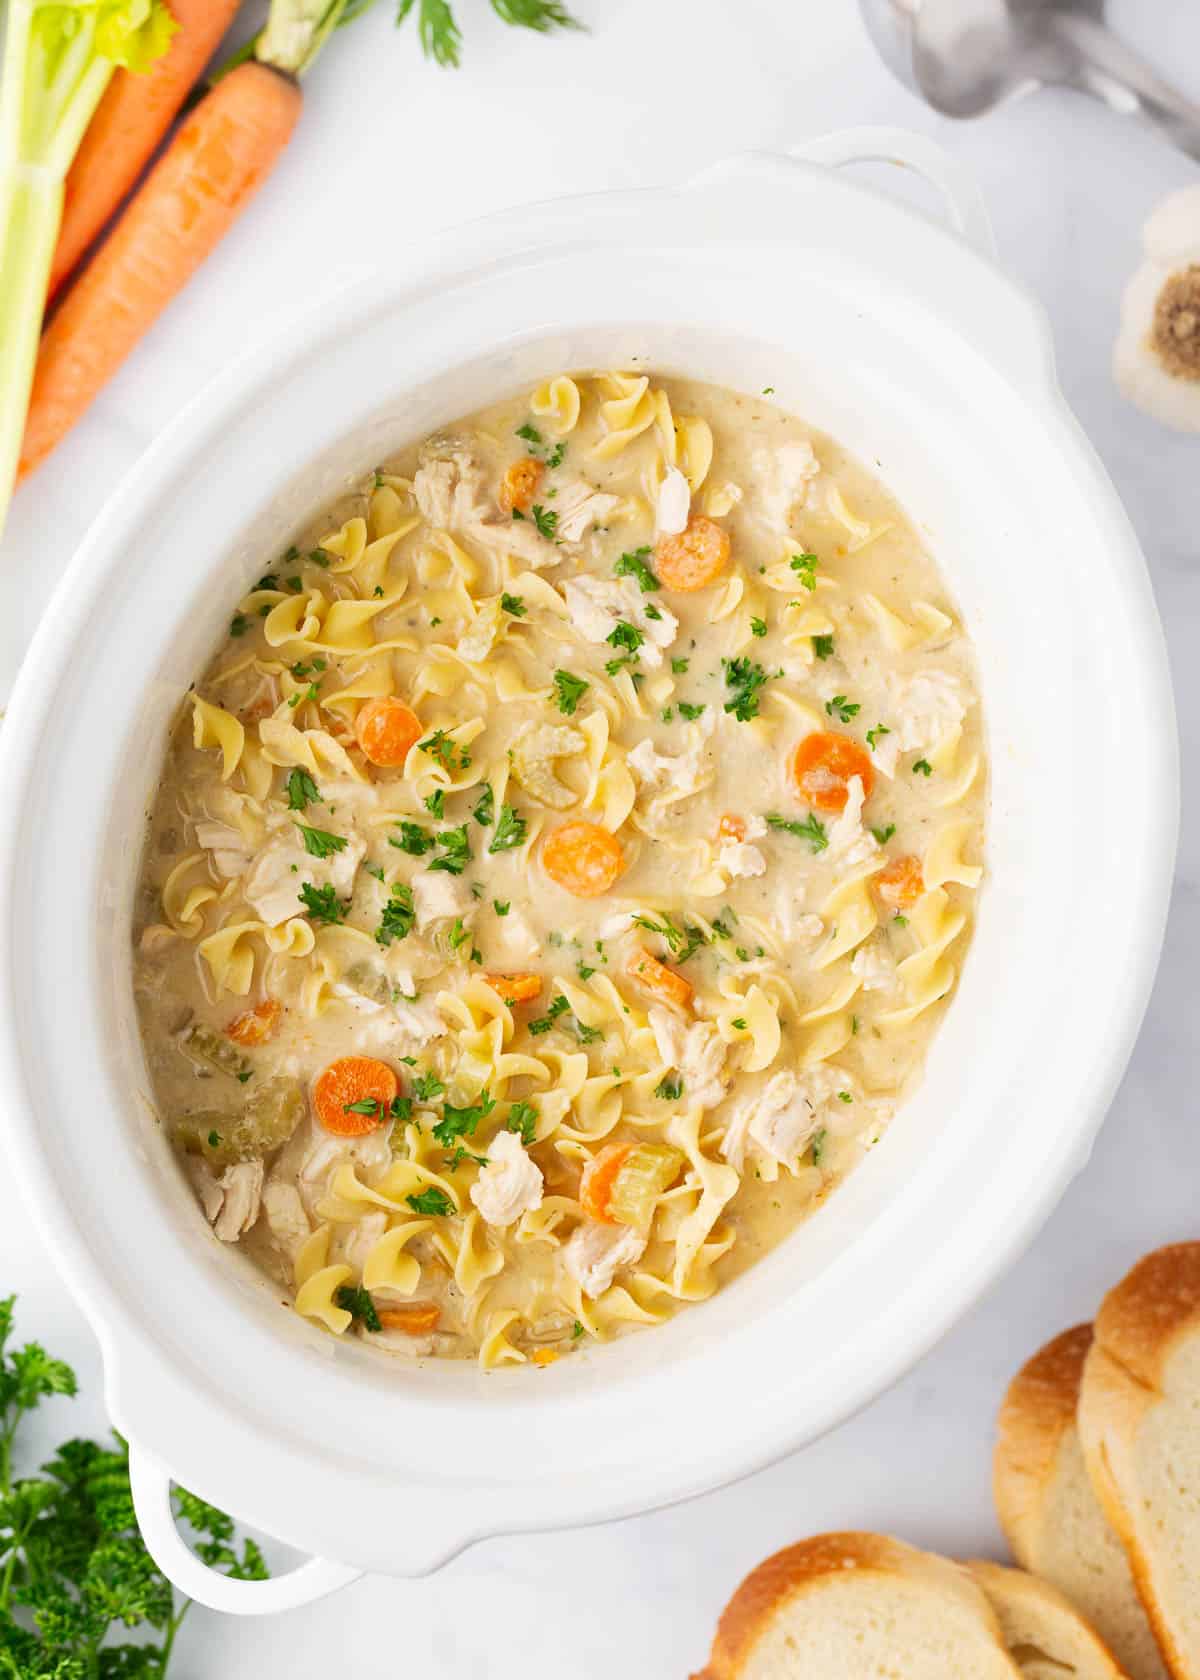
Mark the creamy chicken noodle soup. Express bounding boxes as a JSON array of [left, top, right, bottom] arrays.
[[133, 371, 986, 1369]]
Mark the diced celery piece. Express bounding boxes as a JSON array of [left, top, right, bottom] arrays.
[[608, 1143, 684, 1232], [175, 1078, 305, 1167], [177, 1022, 252, 1081]]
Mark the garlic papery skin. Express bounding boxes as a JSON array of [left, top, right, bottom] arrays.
[[1114, 184, 1200, 432]]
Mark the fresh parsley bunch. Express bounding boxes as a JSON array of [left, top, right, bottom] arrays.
[[0, 1296, 266, 1677]]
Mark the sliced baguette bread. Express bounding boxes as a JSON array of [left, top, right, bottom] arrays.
[[692, 1532, 1024, 1679], [968, 1559, 1130, 1679], [1078, 1242, 1200, 1680], [994, 1323, 1167, 1680]]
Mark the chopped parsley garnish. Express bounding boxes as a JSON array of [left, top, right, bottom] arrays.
[[866, 723, 890, 749], [469, 786, 494, 832], [553, 669, 589, 715], [606, 620, 644, 657], [893, 913, 909, 928], [575, 1021, 603, 1045], [654, 1075, 684, 1101], [825, 694, 860, 723], [750, 616, 768, 638], [413, 1071, 445, 1102], [390, 820, 434, 856], [661, 707, 674, 723], [424, 789, 445, 819], [577, 961, 596, 980], [375, 882, 415, 945], [296, 823, 347, 859], [912, 758, 933, 776], [513, 503, 559, 541], [528, 995, 570, 1035], [309, 548, 331, 568], [288, 682, 319, 709], [677, 701, 705, 721], [790, 552, 818, 591], [546, 442, 566, 469], [298, 882, 346, 924], [493, 899, 511, 916], [812, 634, 835, 660], [488, 804, 527, 854], [406, 1188, 455, 1217], [229, 613, 249, 638], [613, 546, 660, 592], [500, 592, 527, 616], [723, 656, 771, 722], [731, 1017, 747, 1031], [428, 825, 471, 875], [516, 423, 543, 447], [572, 1320, 585, 1339], [644, 603, 662, 621], [671, 656, 689, 675], [766, 812, 829, 854], [871, 823, 896, 845], [838, 1091, 853, 1103], [447, 917, 471, 952], [390, 1095, 413, 1124], [344, 1096, 388, 1119], [334, 1284, 380, 1332], [432, 1090, 495, 1149], [506, 1101, 538, 1146], [286, 768, 321, 811], [418, 729, 471, 773], [631, 913, 707, 963], [810, 1127, 828, 1166]]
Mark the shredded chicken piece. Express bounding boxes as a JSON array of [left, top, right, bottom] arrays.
[[751, 439, 821, 532], [470, 1131, 544, 1227], [412, 434, 493, 528], [262, 1178, 311, 1259], [722, 1068, 853, 1171], [194, 820, 252, 879], [824, 776, 880, 872], [851, 942, 897, 993], [656, 466, 691, 535], [627, 707, 714, 799], [553, 480, 621, 543], [561, 575, 678, 669], [188, 1157, 264, 1242], [872, 671, 965, 777], [562, 1220, 647, 1298], [244, 826, 365, 927], [411, 869, 472, 931], [648, 1006, 728, 1108]]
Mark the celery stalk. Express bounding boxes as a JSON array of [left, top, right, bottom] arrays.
[[0, 0, 177, 536]]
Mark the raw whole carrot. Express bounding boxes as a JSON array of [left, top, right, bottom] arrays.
[[19, 61, 301, 483], [49, 0, 243, 299], [313, 1056, 398, 1137], [355, 697, 423, 768], [874, 854, 924, 910], [628, 948, 694, 1011], [788, 730, 875, 814], [580, 1141, 636, 1224], [541, 821, 624, 898]]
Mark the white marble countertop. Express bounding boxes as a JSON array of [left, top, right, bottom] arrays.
[[2, 0, 1199, 1672]]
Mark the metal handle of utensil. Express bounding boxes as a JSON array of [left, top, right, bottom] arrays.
[[1047, 12, 1200, 163]]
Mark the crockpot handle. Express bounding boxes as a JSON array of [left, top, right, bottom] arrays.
[[787, 127, 996, 261], [128, 1445, 362, 1616]]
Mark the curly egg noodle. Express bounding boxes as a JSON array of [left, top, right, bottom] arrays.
[[132, 373, 986, 1370]]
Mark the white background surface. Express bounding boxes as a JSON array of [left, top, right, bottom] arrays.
[[2, 0, 1199, 1673]]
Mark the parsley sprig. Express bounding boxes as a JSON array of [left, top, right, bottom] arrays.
[[766, 812, 829, 854]]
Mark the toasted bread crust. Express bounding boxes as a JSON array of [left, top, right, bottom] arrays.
[[1078, 1245, 1200, 1680], [993, 1323, 1094, 1560], [693, 1531, 1007, 1680]]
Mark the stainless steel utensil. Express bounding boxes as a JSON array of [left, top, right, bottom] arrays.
[[860, 0, 1200, 160]]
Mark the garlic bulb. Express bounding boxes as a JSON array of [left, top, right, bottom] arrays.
[[1114, 184, 1200, 431]]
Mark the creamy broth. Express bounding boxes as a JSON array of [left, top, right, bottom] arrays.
[[132, 372, 986, 1367]]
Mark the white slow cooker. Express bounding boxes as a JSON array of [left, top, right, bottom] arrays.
[[0, 130, 1177, 1614]]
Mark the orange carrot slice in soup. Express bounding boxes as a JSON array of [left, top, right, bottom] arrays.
[[498, 457, 544, 514], [717, 813, 746, 843], [788, 730, 874, 813], [628, 948, 694, 1011], [542, 821, 624, 898], [225, 998, 281, 1046], [314, 1056, 398, 1136], [355, 697, 422, 769], [378, 1303, 440, 1335], [531, 1347, 560, 1366], [875, 854, 924, 909], [580, 1141, 636, 1224], [484, 972, 543, 1004], [654, 515, 731, 591]]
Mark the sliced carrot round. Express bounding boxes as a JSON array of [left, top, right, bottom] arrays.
[[542, 821, 624, 898], [355, 697, 422, 769], [874, 853, 924, 910], [378, 1303, 440, 1335], [313, 1056, 398, 1136], [225, 998, 282, 1046], [580, 1140, 636, 1224], [788, 730, 875, 814], [531, 1346, 560, 1366], [654, 515, 731, 591], [628, 947, 694, 1011], [484, 972, 543, 1005], [717, 813, 746, 843], [498, 456, 544, 514]]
